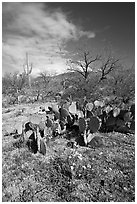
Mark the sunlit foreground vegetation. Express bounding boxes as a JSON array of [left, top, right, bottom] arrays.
[[2, 102, 135, 202]]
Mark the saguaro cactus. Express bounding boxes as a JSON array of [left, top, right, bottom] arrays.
[[23, 52, 32, 88]]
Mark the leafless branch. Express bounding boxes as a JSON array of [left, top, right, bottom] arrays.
[[67, 51, 101, 80], [99, 57, 119, 81]]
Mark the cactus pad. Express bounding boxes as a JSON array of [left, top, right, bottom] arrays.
[[116, 119, 125, 127], [79, 117, 86, 133], [87, 135, 103, 148], [29, 115, 42, 125], [88, 116, 100, 133], [86, 133, 95, 144], [54, 111, 60, 120], [94, 100, 104, 108], [39, 138, 46, 155], [51, 104, 59, 112], [67, 115, 73, 125], [69, 102, 77, 114], [86, 102, 94, 111], [130, 104, 135, 115], [86, 110, 94, 118], [77, 110, 84, 118], [105, 105, 113, 114], [39, 121, 45, 131], [106, 116, 116, 127], [117, 110, 128, 120], [113, 107, 120, 117], [130, 120, 135, 131], [60, 120, 66, 130], [123, 111, 132, 122], [63, 101, 71, 110], [16, 123, 23, 135], [60, 107, 69, 119], [116, 125, 130, 134], [46, 118, 53, 128]]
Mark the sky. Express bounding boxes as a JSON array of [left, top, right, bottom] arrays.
[[2, 2, 135, 76]]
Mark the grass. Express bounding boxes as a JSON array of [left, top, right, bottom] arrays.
[[2, 103, 135, 202]]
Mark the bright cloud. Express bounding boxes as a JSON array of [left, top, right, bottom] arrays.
[[2, 2, 96, 76]]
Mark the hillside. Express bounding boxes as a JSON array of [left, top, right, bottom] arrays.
[[2, 103, 135, 202]]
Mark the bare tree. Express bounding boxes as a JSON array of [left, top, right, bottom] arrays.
[[31, 71, 52, 100], [98, 56, 120, 82], [68, 51, 101, 81], [110, 66, 135, 104], [2, 72, 27, 104], [3, 72, 26, 94], [67, 48, 123, 100], [67, 51, 102, 98], [39, 72, 51, 85]]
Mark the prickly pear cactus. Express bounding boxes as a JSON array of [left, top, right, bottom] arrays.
[[16, 123, 23, 135], [39, 138, 46, 155], [123, 111, 132, 123], [51, 104, 59, 112], [67, 114, 73, 126], [79, 117, 86, 133], [113, 107, 120, 117], [86, 132, 95, 144], [130, 120, 135, 131], [54, 111, 60, 120], [130, 104, 135, 117], [46, 117, 53, 128], [39, 121, 45, 131], [87, 135, 103, 148], [59, 120, 66, 131], [87, 116, 100, 133], [69, 102, 77, 114], [62, 100, 71, 111], [116, 119, 125, 127], [106, 116, 116, 127], [116, 125, 130, 134], [86, 110, 94, 119], [86, 102, 94, 111], [29, 115, 42, 125], [60, 107, 69, 121]]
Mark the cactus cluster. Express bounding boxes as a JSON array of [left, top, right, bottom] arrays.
[[15, 99, 135, 153]]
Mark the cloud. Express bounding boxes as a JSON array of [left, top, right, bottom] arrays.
[[2, 2, 96, 76]]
